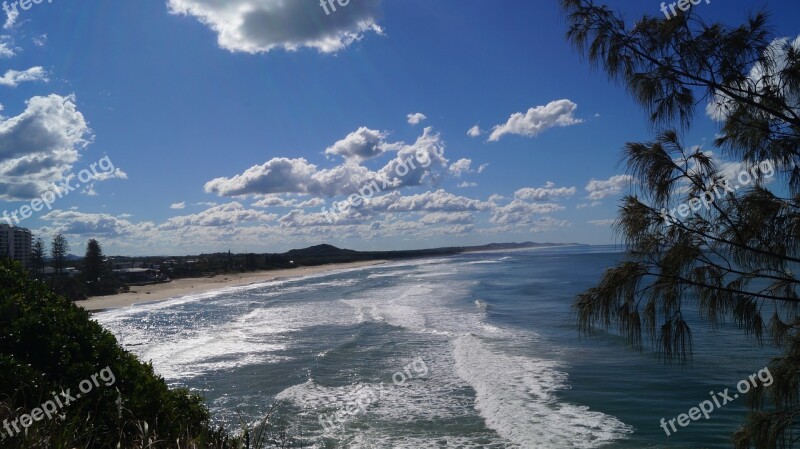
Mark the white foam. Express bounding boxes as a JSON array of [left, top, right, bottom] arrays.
[[453, 335, 633, 448], [97, 291, 365, 381]]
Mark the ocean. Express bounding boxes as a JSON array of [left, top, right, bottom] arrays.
[[94, 245, 774, 448]]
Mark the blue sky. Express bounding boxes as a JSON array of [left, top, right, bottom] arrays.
[[0, 0, 796, 256]]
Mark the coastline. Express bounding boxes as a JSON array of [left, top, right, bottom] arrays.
[[79, 260, 387, 312]]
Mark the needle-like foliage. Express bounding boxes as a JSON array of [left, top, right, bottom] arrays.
[[562, 1, 800, 446]]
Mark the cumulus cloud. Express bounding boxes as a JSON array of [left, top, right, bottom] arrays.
[[530, 217, 571, 232], [170, 202, 186, 209], [449, 158, 473, 177], [407, 112, 427, 125], [368, 189, 493, 213], [585, 175, 634, 200], [41, 210, 153, 237], [160, 202, 277, 230], [0, 37, 15, 58], [514, 183, 576, 202], [488, 99, 583, 142], [325, 127, 397, 161], [252, 195, 325, 208], [0, 67, 48, 87], [448, 159, 486, 178], [206, 127, 447, 199], [490, 200, 566, 225], [0, 94, 93, 200], [205, 157, 372, 198], [467, 125, 483, 138], [457, 181, 477, 188], [420, 211, 474, 225], [167, 0, 383, 54]]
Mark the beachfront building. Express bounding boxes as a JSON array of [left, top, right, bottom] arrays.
[[0, 224, 32, 267], [112, 267, 167, 285]]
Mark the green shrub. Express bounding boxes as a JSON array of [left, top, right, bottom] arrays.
[[0, 259, 233, 448]]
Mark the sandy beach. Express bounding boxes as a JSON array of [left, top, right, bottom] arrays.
[[80, 260, 386, 312]]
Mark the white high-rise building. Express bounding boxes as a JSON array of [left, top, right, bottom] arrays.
[[0, 224, 32, 267]]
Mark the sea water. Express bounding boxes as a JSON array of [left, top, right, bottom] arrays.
[[95, 246, 774, 448]]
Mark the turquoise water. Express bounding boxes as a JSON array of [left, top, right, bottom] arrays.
[[95, 246, 774, 448]]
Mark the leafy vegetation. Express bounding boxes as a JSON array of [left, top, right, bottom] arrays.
[[562, 0, 800, 446], [0, 258, 232, 448]]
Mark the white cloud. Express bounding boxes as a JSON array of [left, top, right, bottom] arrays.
[[488, 99, 583, 142], [325, 127, 397, 161], [707, 36, 800, 122], [530, 217, 571, 232], [407, 112, 427, 125], [585, 175, 634, 200], [3, 6, 17, 29], [467, 125, 483, 138], [251, 195, 295, 208], [32, 34, 47, 47], [0, 67, 48, 87], [457, 181, 477, 188], [514, 183, 576, 202], [206, 127, 448, 199], [449, 158, 473, 177], [490, 200, 566, 225], [0, 36, 15, 58], [89, 167, 128, 182], [588, 219, 615, 226], [0, 94, 93, 200], [41, 210, 153, 237], [160, 202, 277, 230], [252, 195, 325, 208], [166, 0, 383, 54], [448, 159, 488, 179], [170, 202, 186, 210], [367, 189, 493, 213], [420, 211, 474, 225]]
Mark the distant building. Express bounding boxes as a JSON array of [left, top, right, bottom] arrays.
[[0, 224, 32, 267], [112, 268, 167, 285]]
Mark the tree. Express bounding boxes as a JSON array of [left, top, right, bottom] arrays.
[[561, 1, 800, 446], [0, 259, 231, 448], [83, 239, 106, 295], [30, 238, 46, 278], [50, 233, 69, 281]]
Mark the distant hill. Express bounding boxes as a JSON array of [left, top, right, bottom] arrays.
[[45, 254, 84, 262], [100, 241, 586, 281], [280, 242, 583, 266]]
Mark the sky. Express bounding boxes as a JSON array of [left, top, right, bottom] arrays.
[[0, 0, 796, 256]]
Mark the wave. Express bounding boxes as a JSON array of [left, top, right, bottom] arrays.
[[453, 335, 633, 448]]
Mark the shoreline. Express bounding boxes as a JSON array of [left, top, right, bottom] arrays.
[[79, 260, 387, 312]]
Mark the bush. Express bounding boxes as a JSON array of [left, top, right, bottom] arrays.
[[0, 259, 233, 449]]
